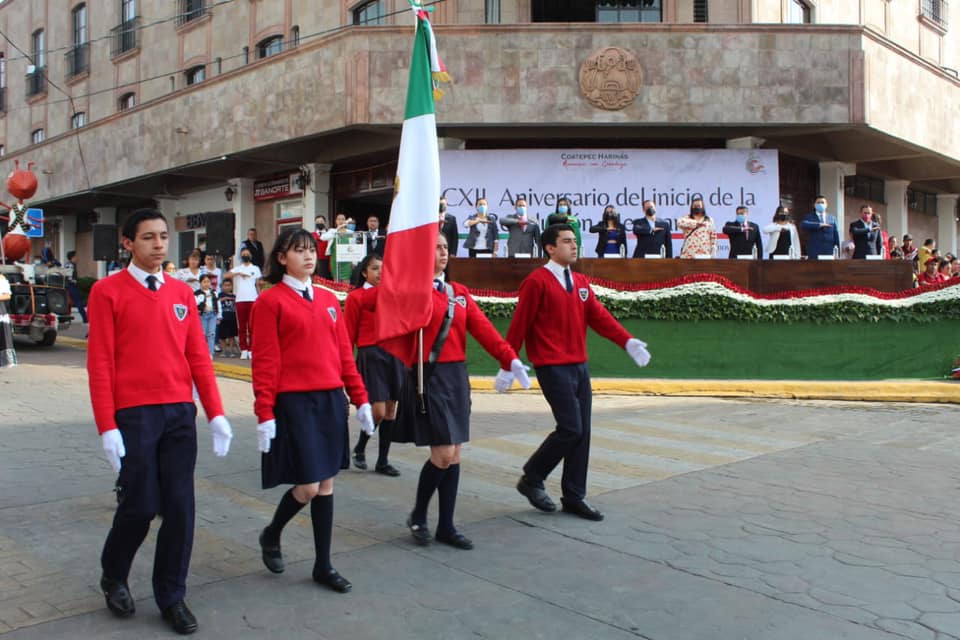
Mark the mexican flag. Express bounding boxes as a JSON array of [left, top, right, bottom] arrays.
[[377, 8, 447, 344]]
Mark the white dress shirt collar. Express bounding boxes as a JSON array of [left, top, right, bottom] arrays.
[[282, 273, 312, 293], [128, 263, 165, 289], [543, 259, 571, 289]]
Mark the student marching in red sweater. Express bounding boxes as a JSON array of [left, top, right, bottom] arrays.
[[385, 234, 531, 549], [87, 208, 234, 636], [504, 224, 651, 521], [344, 254, 403, 476], [252, 228, 374, 593]]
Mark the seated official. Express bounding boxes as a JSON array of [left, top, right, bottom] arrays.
[[631, 201, 672, 258]]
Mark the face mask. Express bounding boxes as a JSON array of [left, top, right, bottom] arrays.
[[440, 204, 447, 213], [346, 223, 356, 231], [558, 205, 569, 215], [241, 255, 251, 263], [645, 207, 656, 217], [815, 203, 826, 213], [517, 206, 526, 216], [691, 207, 704, 215], [736, 214, 746, 223], [477, 205, 487, 215]]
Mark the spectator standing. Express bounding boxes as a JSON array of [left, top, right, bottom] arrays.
[[902, 235, 918, 264], [162, 261, 177, 276], [589, 206, 627, 258], [800, 195, 841, 260], [919, 257, 941, 285], [217, 277, 239, 357], [195, 274, 219, 358], [364, 215, 387, 257], [762, 206, 801, 259], [65, 250, 88, 323], [547, 197, 582, 254], [722, 206, 763, 259], [463, 198, 499, 257], [849, 205, 883, 259], [918, 239, 937, 273], [500, 197, 541, 257], [227, 248, 261, 359], [175, 251, 203, 291], [632, 201, 672, 258], [312, 216, 332, 280], [887, 235, 903, 259], [0, 272, 17, 368], [240, 228, 265, 269], [677, 198, 717, 259], [872, 212, 890, 258], [320, 214, 357, 282], [201, 254, 222, 291]]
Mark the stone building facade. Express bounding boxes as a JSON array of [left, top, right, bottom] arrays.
[[0, 0, 956, 273]]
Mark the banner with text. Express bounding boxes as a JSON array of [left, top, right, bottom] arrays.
[[439, 149, 780, 258]]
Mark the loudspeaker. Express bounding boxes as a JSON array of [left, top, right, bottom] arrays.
[[92, 224, 118, 261], [205, 212, 235, 256]]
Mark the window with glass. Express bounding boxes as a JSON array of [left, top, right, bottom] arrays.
[[354, 0, 386, 25], [785, 0, 812, 24], [122, 0, 136, 22], [844, 175, 885, 204], [185, 65, 205, 85], [908, 189, 938, 215], [118, 92, 136, 111], [921, 0, 948, 29], [485, 0, 501, 23], [71, 112, 86, 129], [290, 25, 300, 47], [597, 0, 662, 23], [0, 145, 5, 156], [178, 0, 205, 25], [693, 0, 708, 22], [73, 4, 88, 45], [32, 29, 45, 69], [31, 129, 45, 144], [257, 36, 283, 59]]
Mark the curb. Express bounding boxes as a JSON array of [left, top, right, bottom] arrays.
[[58, 337, 960, 404]]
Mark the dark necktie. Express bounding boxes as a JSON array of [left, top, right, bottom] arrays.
[[302, 287, 312, 302], [145, 275, 158, 291], [564, 268, 573, 293], [434, 278, 444, 293]]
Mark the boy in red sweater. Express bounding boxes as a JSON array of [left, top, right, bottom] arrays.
[[503, 225, 651, 521], [87, 208, 233, 635]]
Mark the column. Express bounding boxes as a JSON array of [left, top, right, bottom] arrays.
[[883, 179, 909, 245], [231, 178, 255, 265], [301, 163, 332, 226], [818, 161, 855, 235], [937, 194, 959, 258], [57, 215, 76, 267], [93, 207, 117, 279]]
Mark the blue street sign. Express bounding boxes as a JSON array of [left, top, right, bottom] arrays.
[[25, 208, 43, 238]]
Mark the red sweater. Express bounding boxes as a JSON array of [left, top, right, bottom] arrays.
[[381, 281, 516, 370], [251, 283, 368, 422], [87, 270, 224, 434], [343, 287, 377, 347], [506, 266, 632, 367]]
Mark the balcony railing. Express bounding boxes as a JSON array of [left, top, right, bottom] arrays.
[[177, 0, 207, 26], [110, 17, 140, 57], [26, 68, 46, 98], [65, 43, 89, 79], [921, 0, 949, 29]]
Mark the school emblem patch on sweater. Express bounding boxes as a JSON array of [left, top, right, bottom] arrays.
[[173, 304, 188, 321], [455, 295, 467, 308], [327, 307, 337, 321], [578, 288, 589, 302]]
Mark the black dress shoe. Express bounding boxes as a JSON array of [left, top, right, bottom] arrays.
[[161, 600, 198, 635], [435, 530, 474, 550], [258, 529, 284, 574], [407, 515, 431, 546], [374, 463, 401, 477], [313, 567, 352, 593], [100, 575, 135, 618], [516, 475, 557, 512], [560, 497, 605, 521], [352, 451, 367, 470]]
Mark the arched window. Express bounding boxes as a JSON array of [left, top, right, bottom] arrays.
[[257, 35, 283, 59], [353, 0, 386, 25]]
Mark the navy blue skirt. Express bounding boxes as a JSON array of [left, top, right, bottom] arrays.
[[356, 345, 404, 403], [395, 361, 471, 447], [261, 390, 349, 489]]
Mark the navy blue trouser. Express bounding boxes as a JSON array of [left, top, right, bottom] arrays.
[[101, 402, 198, 610], [523, 363, 592, 500], [66, 283, 87, 323]]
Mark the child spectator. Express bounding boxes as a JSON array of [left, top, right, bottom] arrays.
[[217, 277, 238, 357], [195, 274, 219, 358]]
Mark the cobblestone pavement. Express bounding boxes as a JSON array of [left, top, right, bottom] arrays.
[[1, 339, 959, 638]]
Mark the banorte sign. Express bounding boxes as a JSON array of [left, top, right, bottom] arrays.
[[253, 173, 303, 201]]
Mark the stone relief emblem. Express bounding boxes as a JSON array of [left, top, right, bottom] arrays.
[[579, 47, 642, 110]]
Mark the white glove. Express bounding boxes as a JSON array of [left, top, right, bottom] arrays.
[[494, 368, 514, 393], [209, 415, 233, 457], [626, 338, 651, 368], [357, 403, 375, 436], [101, 429, 126, 473], [257, 419, 276, 453], [511, 359, 532, 389]]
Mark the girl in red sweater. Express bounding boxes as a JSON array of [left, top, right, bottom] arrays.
[[345, 254, 403, 476], [252, 228, 374, 593]]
